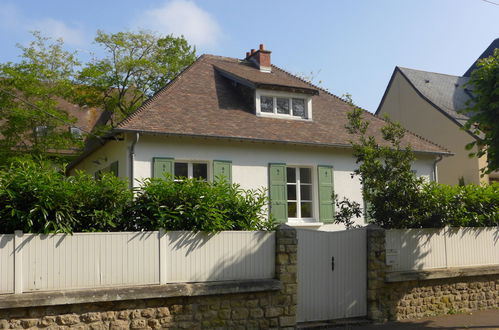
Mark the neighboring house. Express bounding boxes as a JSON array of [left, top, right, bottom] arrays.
[[68, 45, 448, 230], [376, 39, 499, 185], [0, 95, 106, 158]]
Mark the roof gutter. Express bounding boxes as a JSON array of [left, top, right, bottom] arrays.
[[113, 128, 453, 157]]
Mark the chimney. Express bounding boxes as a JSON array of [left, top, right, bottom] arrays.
[[245, 44, 272, 73]]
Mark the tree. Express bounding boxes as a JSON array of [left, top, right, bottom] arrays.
[[0, 31, 197, 162], [344, 102, 426, 228], [0, 32, 81, 162], [75, 30, 196, 124], [463, 48, 499, 175]]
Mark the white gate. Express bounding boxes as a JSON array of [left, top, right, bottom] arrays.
[[297, 228, 367, 322]]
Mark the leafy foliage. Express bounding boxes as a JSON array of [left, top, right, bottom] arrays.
[[463, 48, 499, 174], [75, 30, 196, 124], [0, 31, 196, 163], [0, 157, 132, 234], [123, 177, 275, 232], [0, 32, 82, 163], [336, 98, 498, 229], [0, 158, 273, 233]]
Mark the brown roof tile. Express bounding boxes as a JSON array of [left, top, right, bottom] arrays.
[[116, 54, 449, 155]]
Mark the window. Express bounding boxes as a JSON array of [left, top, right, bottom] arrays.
[[174, 162, 208, 180], [70, 127, 83, 139], [286, 167, 313, 219], [258, 94, 310, 119], [34, 126, 48, 137]]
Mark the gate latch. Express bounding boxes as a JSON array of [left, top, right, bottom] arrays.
[[331, 256, 335, 271]]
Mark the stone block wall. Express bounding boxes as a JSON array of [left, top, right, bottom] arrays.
[[0, 225, 297, 329], [367, 226, 499, 321]]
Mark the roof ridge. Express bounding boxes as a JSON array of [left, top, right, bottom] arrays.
[[117, 54, 208, 128], [397, 66, 465, 79]]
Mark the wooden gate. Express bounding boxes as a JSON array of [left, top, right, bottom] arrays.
[[297, 228, 367, 322]]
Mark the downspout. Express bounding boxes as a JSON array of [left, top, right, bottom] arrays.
[[129, 132, 140, 189], [433, 155, 443, 182]]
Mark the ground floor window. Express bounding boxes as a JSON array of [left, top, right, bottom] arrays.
[[174, 162, 208, 180], [286, 167, 313, 219]]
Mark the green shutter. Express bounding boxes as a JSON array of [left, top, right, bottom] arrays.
[[318, 165, 335, 223], [213, 160, 232, 183], [153, 157, 174, 179], [269, 163, 287, 223], [110, 161, 119, 177]]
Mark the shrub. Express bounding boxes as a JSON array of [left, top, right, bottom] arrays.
[[0, 157, 132, 233], [123, 177, 275, 232], [337, 102, 499, 229]]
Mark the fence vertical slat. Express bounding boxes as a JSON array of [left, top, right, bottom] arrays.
[[13, 231, 23, 294], [159, 229, 167, 284]]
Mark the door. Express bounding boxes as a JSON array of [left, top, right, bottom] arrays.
[[297, 228, 367, 322]]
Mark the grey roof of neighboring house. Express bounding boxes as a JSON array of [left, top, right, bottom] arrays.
[[396, 67, 473, 127], [463, 38, 499, 77]]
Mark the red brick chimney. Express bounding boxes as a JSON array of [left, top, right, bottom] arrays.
[[246, 44, 271, 73]]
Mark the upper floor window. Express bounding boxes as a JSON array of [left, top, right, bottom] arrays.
[[70, 127, 83, 139], [256, 90, 312, 120], [34, 126, 48, 137]]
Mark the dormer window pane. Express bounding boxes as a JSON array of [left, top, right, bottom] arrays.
[[276, 97, 290, 114], [261, 96, 273, 113], [292, 98, 306, 118]]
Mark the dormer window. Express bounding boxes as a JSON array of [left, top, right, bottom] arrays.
[[256, 90, 312, 120]]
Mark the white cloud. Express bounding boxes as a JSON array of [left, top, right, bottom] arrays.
[[31, 18, 86, 46], [136, 0, 222, 48], [0, 3, 86, 46]]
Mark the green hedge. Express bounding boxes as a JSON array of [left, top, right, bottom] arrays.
[[0, 158, 274, 234], [0, 158, 132, 233], [123, 177, 274, 232]]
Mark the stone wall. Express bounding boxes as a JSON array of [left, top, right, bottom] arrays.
[[0, 225, 297, 329], [367, 226, 499, 321]]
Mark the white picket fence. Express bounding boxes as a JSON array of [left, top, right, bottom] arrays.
[[385, 227, 499, 271], [0, 231, 275, 295]]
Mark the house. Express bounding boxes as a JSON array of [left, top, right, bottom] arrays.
[[0, 94, 107, 159], [68, 45, 448, 230], [376, 39, 499, 185]]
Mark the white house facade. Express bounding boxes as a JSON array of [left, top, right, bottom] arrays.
[[69, 45, 448, 230]]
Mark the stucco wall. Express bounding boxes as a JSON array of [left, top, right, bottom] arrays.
[[69, 139, 129, 179], [378, 71, 484, 185], [132, 135, 435, 231]]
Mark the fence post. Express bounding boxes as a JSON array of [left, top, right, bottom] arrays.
[[13, 230, 23, 294], [159, 229, 167, 284]]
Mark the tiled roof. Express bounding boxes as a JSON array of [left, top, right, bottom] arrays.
[[397, 67, 472, 127], [463, 38, 499, 77], [116, 55, 449, 155]]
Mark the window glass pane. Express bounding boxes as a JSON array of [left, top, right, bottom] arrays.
[[193, 163, 207, 180], [261, 96, 273, 113], [276, 97, 290, 114], [288, 202, 297, 218], [300, 168, 312, 184], [292, 98, 306, 118], [174, 162, 188, 177], [300, 185, 312, 201], [301, 202, 313, 218], [287, 185, 297, 200], [286, 167, 296, 183]]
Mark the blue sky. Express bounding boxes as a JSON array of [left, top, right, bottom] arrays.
[[0, 0, 497, 112]]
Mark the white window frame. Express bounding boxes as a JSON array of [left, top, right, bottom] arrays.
[[286, 166, 314, 221], [255, 89, 313, 121], [173, 161, 210, 181]]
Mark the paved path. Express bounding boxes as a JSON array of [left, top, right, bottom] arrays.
[[349, 309, 499, 329]]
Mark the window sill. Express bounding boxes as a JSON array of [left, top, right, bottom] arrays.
[[256, 113, 312, 122], [287, 222, 323, 228]]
